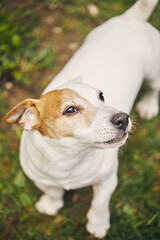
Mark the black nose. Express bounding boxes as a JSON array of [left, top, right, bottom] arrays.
[[111, 112, 129, 130]]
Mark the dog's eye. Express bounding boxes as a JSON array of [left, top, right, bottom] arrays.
[[99, 91, 104, 102], [63, 106, 80, 116]]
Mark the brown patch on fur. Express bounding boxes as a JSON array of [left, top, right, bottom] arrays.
[[4, 89, 98, 139], [36, 89, 97, 138]]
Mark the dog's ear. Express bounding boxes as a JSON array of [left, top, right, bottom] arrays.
[[67, 76, 83, 84], [4, 99, 41, 130], [74, 76, 82, 83]]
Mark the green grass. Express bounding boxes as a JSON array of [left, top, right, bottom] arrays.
[[0, 0, 160, 239], [0, 0, 56, 86]]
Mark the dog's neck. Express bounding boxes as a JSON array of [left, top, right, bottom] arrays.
[[31, 130, 95, 162], [20, 129, 118, 190]]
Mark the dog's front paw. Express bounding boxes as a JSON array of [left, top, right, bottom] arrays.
[[86, 221, 110, 239], [136, 93, 159, 120], [86, 209, 110, 238], [35, 194, 64, 215]]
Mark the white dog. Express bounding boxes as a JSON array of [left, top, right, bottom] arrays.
[[4, 0, 160, 238]]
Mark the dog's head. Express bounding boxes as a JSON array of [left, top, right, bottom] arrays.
[[4, 78, 131, 149]]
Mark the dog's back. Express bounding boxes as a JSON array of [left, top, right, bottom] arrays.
[[44, 0, 160, 113]]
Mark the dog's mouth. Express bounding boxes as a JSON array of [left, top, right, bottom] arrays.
[[95, 133, 128, 148], [104, 133, 127, 144]]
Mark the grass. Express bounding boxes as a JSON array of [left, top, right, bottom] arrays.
[[0, 0, 160, 239], [0, 0, 56, 86]]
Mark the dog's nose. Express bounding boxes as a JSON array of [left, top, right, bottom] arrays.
[[111, 112, 129, 130]]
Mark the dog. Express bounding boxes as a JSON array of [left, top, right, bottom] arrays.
[[4, 0, 160, 238]]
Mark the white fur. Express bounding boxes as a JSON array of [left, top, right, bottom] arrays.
[[35, 194, 64, 215], [136, 90, 159, 119], [20, 0, 160, 238]]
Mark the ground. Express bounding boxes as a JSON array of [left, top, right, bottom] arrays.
[[0, 0, 160, 240]]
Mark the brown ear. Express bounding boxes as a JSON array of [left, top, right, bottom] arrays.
[[4, 99, 40, 130]]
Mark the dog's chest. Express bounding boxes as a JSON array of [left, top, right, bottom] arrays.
[[21, 132, 118, 190], [38, 149, 113, 190], [20, 132, 117, 190]]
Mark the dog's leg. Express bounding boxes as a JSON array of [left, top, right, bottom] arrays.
[[86, 173, 117, 238], [136, 76, 160, 119], [35, 184, 64, 215]]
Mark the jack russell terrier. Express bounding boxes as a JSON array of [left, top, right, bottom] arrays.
[[4, 0, 160, 238]]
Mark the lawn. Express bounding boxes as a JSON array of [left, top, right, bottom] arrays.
[[0, 0, 160, 239]]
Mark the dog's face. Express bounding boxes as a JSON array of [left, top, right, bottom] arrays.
[[4, 80, 131, 149]]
